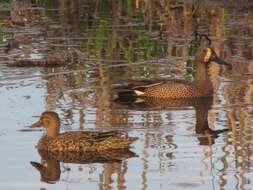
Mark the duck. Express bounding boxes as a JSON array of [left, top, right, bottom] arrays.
[[31, 111, 138, 152], [115, 46, 230, 99]]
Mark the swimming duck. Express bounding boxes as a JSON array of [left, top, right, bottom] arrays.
[[115, 46, 230, 99], [32, 111, 138, 152]]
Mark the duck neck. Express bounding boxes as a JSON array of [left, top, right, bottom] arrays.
[[45, 123, 60, 138], [194, 62, 211, 86]]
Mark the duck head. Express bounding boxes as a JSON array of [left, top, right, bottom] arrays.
[[196, 47, 230, 66], [32, 111, 60, 138]]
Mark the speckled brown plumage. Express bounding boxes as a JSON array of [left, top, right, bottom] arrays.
[[32, 111, 138, 152], [134, 80, 214, 98], [115, 47, 230, 98], [37, 131, 137, 152]]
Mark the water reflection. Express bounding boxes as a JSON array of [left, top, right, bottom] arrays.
[[114, 96, 230, 146], [31, 149, 136, 184]]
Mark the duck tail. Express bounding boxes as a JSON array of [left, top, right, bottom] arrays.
[[114, 84, 147, 98], [127, 137, 139, 144], [118, 137, 138, 148], [114, 137, 138, 149], [134, 90, 145, 96], [99, 136, 138, 150]]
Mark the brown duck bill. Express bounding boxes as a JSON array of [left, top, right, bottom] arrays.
[[31, 119, 42, 128]]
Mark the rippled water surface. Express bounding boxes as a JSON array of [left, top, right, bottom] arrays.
[[0, 1, 253, 190]]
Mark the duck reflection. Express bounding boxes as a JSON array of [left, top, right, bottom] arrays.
[[114, 96, 229, 145], [31, 149, 137, 184]]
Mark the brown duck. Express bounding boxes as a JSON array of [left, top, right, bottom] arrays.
[[32, 111, 138, 152], [115, 47, 230, 99]]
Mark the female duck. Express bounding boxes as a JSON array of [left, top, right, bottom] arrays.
[[116, 47, 230, 99], [32, 111, 137, 152]]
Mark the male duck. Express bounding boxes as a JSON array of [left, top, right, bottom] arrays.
[[115, 46, 230, 99], [32, 111, 138, 152]]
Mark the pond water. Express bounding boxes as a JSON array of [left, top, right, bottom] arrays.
[[0, 0, 253, 190]]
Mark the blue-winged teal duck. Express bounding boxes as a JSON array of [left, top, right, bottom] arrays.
[[32, 111, 138, 152], [115, 47, 230, 99]]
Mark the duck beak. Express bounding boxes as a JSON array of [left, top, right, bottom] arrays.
[[31, 119, 42, 128], [210, 49, 230, 66]]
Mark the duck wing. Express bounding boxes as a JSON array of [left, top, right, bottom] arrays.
[[115, 79, 167, 91], [114, 78, 190, 97], [57, 131, 120, 143], [50, 131, 137, 151], [78, 131, 123, 142]]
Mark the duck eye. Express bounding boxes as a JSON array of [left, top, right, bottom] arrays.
[[41, 117, 50, 126], [43, 119, 50, 126]]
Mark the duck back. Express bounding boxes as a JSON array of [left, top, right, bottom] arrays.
[[37, 131, 138, 152]]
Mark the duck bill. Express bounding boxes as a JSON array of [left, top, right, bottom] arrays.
[[210, 49, 230, 66], [31, 119, 42, 128], [211, 55, 230, 66]]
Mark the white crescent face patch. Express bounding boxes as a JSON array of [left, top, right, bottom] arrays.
[[204, 48, 212, 63]]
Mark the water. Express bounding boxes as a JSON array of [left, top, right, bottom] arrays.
[[0, 0, 253, 189]]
